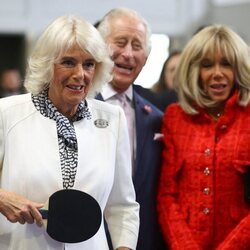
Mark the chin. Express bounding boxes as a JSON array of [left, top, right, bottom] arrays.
[[68, 97, 84, 105], [210, 93, 230, 102]]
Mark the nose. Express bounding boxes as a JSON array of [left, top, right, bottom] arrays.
[[122, 45, 133, 58], [213, 64, 223, 78], [73, 64, 84, 80]]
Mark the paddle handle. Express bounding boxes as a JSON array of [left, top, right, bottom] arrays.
[[39, 209, 48, 219]]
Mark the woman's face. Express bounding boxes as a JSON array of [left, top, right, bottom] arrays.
[[199, 50, 235, 104], [164, 54, 181, 89], [49, 44, 96, 118]]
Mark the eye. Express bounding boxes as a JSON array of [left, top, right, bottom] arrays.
[[61, 59, 75, 68], [83, 60, 96, 70], [115, 39, 126, 47], [132, 43, 142, 51], [200, 59, 213, 68], [221, 58, 231, 67]]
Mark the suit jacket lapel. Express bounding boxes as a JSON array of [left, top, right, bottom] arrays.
[[95, 93, 104, 101], [96, 90, 152, 189], [133, 91, 152, 186]]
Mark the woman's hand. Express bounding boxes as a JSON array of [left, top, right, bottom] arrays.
[[0, 189, 44, 227]]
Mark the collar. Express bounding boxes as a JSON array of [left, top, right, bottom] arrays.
[[193, 91, 241, 124], [101, 83, 133, 102], [32, 88, 91, 122]]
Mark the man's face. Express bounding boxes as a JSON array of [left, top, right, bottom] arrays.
[[106, 16, 148, 93]]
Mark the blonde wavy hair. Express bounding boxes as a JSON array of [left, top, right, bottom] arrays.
[[24, 15, 113, 97], [175, 24, 250, 114]]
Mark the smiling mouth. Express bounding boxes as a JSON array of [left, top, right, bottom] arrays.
[[116, 63, 133, 72], [210, 83, 227, 90], [67, 85, 84, 90]]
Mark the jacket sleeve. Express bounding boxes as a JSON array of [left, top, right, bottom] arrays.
[[104, 107, 139, 250], [157, 110, 201, 250], [216, 213, 250, 250]]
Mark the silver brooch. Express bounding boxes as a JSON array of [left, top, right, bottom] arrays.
[[94, 119, 109, 128]]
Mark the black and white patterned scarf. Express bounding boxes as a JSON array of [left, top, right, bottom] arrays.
[[32, 88, 91, 189]]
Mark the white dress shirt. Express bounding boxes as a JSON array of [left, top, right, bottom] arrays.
[[101, 83, 136, 173]]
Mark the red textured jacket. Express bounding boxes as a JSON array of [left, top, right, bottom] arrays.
[[157, 93, 250, 250]]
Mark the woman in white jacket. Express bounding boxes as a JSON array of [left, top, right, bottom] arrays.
[[0, 15, 139, 250]]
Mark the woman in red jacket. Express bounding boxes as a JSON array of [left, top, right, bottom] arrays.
[[157, 25, 250, 250]]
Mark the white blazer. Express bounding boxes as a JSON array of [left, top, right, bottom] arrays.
[[0, 93, 139, 250]]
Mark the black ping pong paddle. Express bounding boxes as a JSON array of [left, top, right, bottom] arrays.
[[39, 189, 102, 243]]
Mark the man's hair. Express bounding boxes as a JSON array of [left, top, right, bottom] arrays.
[[97, 7, 152, 55]]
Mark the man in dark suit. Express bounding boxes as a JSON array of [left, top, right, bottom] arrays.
[[96, 7, 166, 250], [133, 84, 177, 112]]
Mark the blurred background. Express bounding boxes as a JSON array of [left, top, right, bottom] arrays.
[[0, 0, 249, 88]]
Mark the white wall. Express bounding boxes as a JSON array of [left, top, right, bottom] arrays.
[[211, 2, 250, 43], [1, 0, 250, 44], [0, 0, 209, 37]]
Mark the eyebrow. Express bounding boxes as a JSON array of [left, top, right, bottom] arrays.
[[60, 56, 75, 60]]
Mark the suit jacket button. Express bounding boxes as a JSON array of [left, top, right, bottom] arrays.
[[203, 208, 210, 215], [203, 187, 210, 195], [204, 148, 211, 156], [204, 167, 210, 176]]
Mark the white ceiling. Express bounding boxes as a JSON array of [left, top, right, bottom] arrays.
[[0, 0, 210, 35], [0, 0, 249, 44], [213, 0, 250, 6]]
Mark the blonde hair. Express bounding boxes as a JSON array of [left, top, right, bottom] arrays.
[[24, 15, 113, 97], [175, 24, 250, 114]]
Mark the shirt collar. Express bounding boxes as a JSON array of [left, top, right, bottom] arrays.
[[32, 88, 91, 122], [101, 83, 133, 102]]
